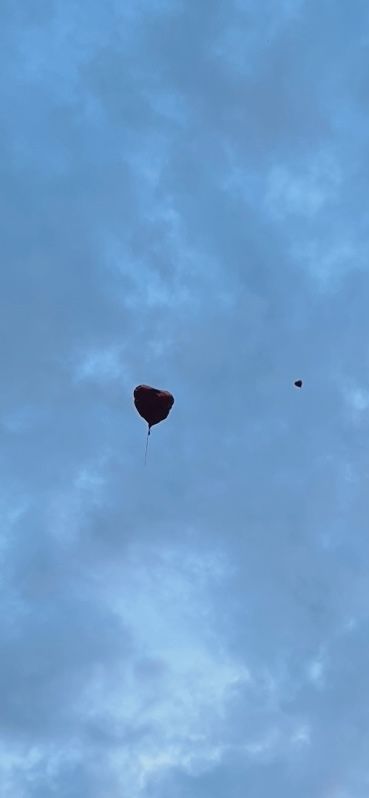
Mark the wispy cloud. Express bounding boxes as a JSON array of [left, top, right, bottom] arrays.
[[1, 0, 369, 796]]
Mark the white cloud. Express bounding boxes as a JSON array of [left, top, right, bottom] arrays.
[[265, 154, 341, 218], [2, 0, 369, 796], [74, 346, 123, 383]]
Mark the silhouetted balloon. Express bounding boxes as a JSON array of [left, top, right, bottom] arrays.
[[134, 385, 174, 430], [294, 379, 303, 388]]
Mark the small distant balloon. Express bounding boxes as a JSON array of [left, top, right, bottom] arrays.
[[294, 379, 303, 388]]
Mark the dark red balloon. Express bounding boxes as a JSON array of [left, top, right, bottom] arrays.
[[134, 385, 174, 429], [294, 379, 303, 388]]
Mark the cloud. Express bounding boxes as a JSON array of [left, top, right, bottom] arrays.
[[265, 154, 341, 218], [1, 0, 369, 796]]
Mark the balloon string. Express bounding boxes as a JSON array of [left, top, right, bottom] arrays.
[[144, 426, 150, 466]]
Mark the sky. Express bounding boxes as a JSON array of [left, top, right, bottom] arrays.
[[1, 0, 369, 795]]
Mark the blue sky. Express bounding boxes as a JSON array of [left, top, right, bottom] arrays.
[[2, 1, 369, 795]]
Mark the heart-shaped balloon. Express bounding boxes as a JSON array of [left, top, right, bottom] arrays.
[[134, 385, 175, 429], [294, 379, 303, 388]]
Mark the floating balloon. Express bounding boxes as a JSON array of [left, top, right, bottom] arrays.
[[294, 379, 303, 388], [134, 385, 174, 464], [134, 384, 174, 429]]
